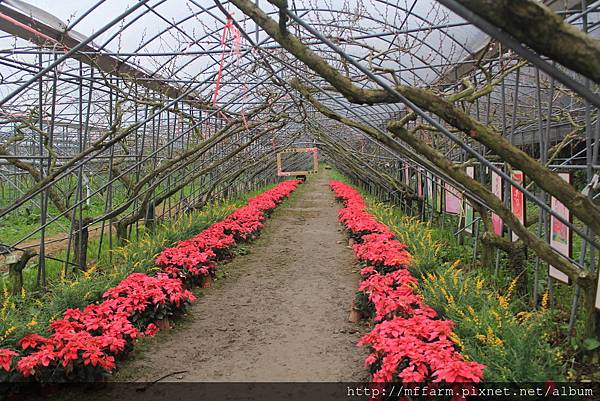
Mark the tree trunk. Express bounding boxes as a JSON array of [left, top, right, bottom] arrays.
[[389, 124, 589, 286], [73, 218, 91, 271], [481, 231, 528, 293], [144, 202, 156, 234], [8, 250, 36, 296], [8, 263, 23, 297], [581, 261, 600, 348], [452, 0, 600, 85], [116, 221, 129, 244]]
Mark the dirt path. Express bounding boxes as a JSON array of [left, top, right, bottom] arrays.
[[108, 171, 367, 385]]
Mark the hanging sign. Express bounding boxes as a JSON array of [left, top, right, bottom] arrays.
[[549, 173, 572, 284], [444, 182, 461, 214], [510, 170, 526, 241], [491, 171, 503, 236], [417, 169, 424, 199], [276, 148, 318, 177], [403, 164, 410, 185], [464, 166, 475, 234]]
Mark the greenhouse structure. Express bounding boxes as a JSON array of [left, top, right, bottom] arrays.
[[0, 0, 600, 398]]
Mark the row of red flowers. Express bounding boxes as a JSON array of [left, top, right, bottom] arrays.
[[0, 180, 301, 382], [155, 181, 300, 286], [330, 180, 485, 387]]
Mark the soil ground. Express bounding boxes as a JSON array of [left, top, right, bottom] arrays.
[[75, 171, 367, 401]]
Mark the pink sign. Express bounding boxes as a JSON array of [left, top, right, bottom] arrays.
[[491, 171, 503, 236], [510, 170, 525, 241], [549, 173, 571, 284], [403, 165, 410, 185], [444, 182, 461, 214]]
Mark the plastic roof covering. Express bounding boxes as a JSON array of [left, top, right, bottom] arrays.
[[0, 0, 489, 121]]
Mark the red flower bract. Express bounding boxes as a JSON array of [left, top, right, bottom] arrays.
[[144, 323, 159, 337], [11, 273, 195, 379], [17, 333, 47, 351], [0, 349, 18, 372], [330, 180, 485, 388], [353, 233, 411, 269]]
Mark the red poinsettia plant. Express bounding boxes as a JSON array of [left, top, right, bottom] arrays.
[[155, 180, 300, 285], [358, 269, 421, 321], [359, 315, 485, 383], [330, 180, 485, 391], [7, 273, 194, 382], [0, 180, 300, 383], [338, 206, 391, 239], [353, 232, 412, 273]]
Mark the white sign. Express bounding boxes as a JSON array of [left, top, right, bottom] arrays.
[[596, 271, 600, 311]]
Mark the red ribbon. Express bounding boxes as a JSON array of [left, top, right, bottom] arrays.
[[211, 18, 234, 108], [212, 17, 250, 130]]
